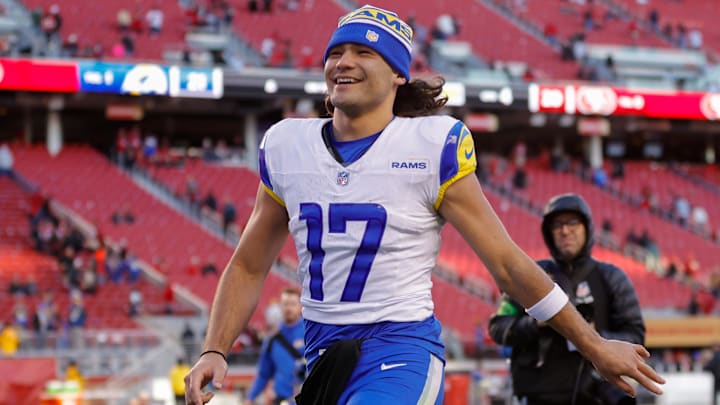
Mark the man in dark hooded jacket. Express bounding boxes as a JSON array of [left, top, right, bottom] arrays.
[[489, 193, 645, 405]]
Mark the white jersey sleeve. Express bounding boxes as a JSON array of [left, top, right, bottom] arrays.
[[258, 116, 476, 324]]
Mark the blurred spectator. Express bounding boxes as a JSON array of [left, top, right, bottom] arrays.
[[432, 14, 458, 40], [544, 22, 558, 46], [582, 7, 595, 31], [41, 4, 62, 44], [184, 176, 201, 211], [201, 137, 217, 161], [261, 32, 276, 64], [180, 322, 196, 364], [80, 267, 98, 294], [111, 41, 125, 58], [68, 292, 86, 348], [601, 218, 613, 234], [122, 33, 135, 57], [688, 289, 700, 315], [710, 272, 720, 299], [31, 6, 43, 32], [146, 6, 164, 36], [647, 8, 659, 32], [34, 292, 59, 348], [65, 360, 84, 391], [214, 139, 231, 160], [201, 258, 218, 276], [572, 33, 587, 61], [128, 288, 143, 317], [111, 206, 135, 225], [0, 142, 13, 177], [24, 275, 38, 296], [163, 283, 174, 314], [248, 0, 259, 13], [704, 344, 720, 405], [285, 0, 298, 11], [201, 190, 217, 212], [640, 185, 659, 211], [662, 23, 673, 41], [676, 23, 687, 48], [222, 4, 235, 26], [262, 0, 273, 13], [688, 27, 703, 50], [550, 145, 570, 172], [118, 8, 132, 32], [62, 34, 79, 58], [131, 8, 145, 34], [672, 194, 691, 226], [221, 197, 237, 237], [691, 205, 709, 234], [0, 321, 20, 356], [142, 133, 157, 161], [170, 358, 191, 404], [511, 167, 527, 189], [591, 166, 608, 188], [13, 297, 30, 329], [186, 255, 201, 276], [8, 274, 25, 295]]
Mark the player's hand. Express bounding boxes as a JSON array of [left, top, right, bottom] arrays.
[[184, 352, 228, 405], [588, 339, 665, 398]]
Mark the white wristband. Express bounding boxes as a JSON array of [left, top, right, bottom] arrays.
[[526, 283, 569, 322]]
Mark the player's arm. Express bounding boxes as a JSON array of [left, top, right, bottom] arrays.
[[438, 174, 664, 397], [185, 185, 290, 405]]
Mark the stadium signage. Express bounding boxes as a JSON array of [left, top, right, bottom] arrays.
[[0, 58, 78, 92], [0, 58, 223, 99], [529, 83, 720, 121], [645, 316, 720, 348], [78, 62, 223, 99]]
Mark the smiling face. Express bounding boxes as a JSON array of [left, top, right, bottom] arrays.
[[324, 43, 406, 118], [550, 212, 587, 262]]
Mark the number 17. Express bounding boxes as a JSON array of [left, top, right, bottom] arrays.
[[299, 203, 387, 302]]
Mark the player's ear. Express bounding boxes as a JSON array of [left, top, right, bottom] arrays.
[[394, 72, 407, 86]]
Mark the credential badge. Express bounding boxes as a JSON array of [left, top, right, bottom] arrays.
[[337, 171, 350, 186]]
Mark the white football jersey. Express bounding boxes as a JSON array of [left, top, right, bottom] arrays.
[[259, 116, 476, 324]]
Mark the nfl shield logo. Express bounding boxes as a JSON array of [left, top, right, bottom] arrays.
[[337, 171, 350, 186], [365, 29, 379, 42]]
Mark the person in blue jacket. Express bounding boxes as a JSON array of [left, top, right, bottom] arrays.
[[244, 288, 305, 405]]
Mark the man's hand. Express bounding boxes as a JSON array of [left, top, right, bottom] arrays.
[[589, 339, 665, 397], [184, 352, 228, 405]]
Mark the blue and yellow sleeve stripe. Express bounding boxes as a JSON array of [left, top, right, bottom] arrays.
[[258, 144, 286, 207], [434, 121, 477, 210]]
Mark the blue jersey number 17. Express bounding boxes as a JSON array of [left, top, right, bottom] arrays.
[[299, 202, 387, 302]]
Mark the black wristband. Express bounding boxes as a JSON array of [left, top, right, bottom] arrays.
[[200, 350, 227, 362]]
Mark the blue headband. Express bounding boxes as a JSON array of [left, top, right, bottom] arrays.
[[324, 5, 413, 80]]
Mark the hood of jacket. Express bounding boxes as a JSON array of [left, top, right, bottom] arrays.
[[541, 193, 594, 266]]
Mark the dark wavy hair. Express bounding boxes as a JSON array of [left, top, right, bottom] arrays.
[[324, 76, 448, 117]]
